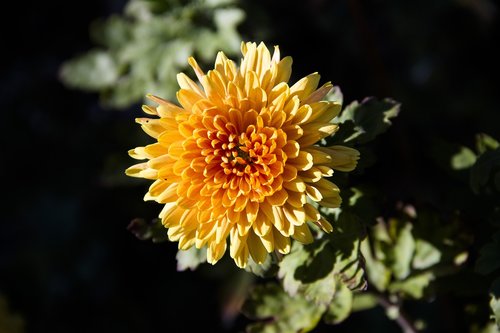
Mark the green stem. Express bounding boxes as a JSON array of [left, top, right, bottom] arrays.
[[376, 295, 419, 333]]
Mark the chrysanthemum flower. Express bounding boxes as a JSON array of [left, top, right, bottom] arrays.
[[126, 42, 359, 268]]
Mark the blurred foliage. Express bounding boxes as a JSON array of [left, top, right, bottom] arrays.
[[0, 295, 24, 333], [60, 0, 244, 108], [127, 217, 168, 243]]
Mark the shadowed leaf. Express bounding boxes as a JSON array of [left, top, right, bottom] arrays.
[[335, 97, 400, 145], [242, 283, 325, 333], [470, 149, 500, 194], [476, 231, 500, 275], [278, 212, 366, 305], [127, 218, 168, 243]]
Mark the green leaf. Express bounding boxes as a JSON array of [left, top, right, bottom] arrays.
[[412, 239, 442, 270], [470, 148, 500, 194], [476, 133, 500, 155], [476, 231, 500, 275], [303, 271, 337, 305], [388, 220, 415, 280], [323, 282, 353, 324], [335, 97, 400, 145], [451, 146, 477, 170], [242, 283, 325, 333], [0, 295, 24, 333], [176, 246, 207, 271], [490, 278, 500, 329], [127, 218, 168, 243], [278, 212, 366, 305], [59, 50, 118, 90], [388, 272, 434, 299], [60, 0, 243, 109], [90, 15, 131, 49], [470, 322, 500, 333], [278, 241, 312, 297], [325, 85, 344, 105], [245, 254, 279, 278], [360, 237, 391, 291], [351, 292, 378, 312]]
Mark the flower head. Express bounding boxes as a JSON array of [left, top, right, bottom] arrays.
[[126, 42, 359, 267]]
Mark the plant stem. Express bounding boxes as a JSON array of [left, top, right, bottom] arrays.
[[376, 295, 419, 333]]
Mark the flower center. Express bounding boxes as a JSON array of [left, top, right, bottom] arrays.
[[184, 112, 288, 204]]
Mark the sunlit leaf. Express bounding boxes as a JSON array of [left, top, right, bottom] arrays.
[[60, 50, 119, 90], [176, 246, 207, 271], [325, 85, 344, 105], [451, 146, 477, 170], [490, 278, 500, 329], [360, 237, 391, 291], [278, 212, 366, 305], [412, 239, 442, 270], [388, 219, 415, 280], [476, 133, 500, 155], [388, 272, 434, 299], [303, 271, 337, 305], [245, 255, 279, 278], [351, 292, 378, 312], [323, 282, 353, 324]]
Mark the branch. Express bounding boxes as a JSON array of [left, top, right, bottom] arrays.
[[376, 295, 419, 333]]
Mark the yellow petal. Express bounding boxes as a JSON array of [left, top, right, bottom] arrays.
[[253, 210, 272, 236], [177, 72, 205, 97], [282, 204, 306, 226], [283, 178, 306, 192], [301, 82, 333, 105], [282, 140, 300, 159], [292, 223, 314, 243], [207, 240, 227, 264], [306, 101, 342, 124], [177, 89, 203, 111], [259, 229, 274, 253], [273, 227, 291, 254], [230, 226, 248, 258], [234, 243, 249, 268], [287, 190, 306, 208], [247, 230, 268, 264], [275, 56, 293, 84], [266, 188, 288, 206], [125, 162, 157, 179], [315, 217, 333, 233], [327, 145, 360, 171], [298, 123, 338, 146], [305, 184, 323, 202], [320, 193, 342, 208], [290, 73, 320, 101], [135, 118, 165, 139], [288, 151, 313, 171], [187, 56, 205, 82], [303, 203, 321, 221]]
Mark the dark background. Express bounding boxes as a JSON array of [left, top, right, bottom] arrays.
[[1, 0, 499, 332]]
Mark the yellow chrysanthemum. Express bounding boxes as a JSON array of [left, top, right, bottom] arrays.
[[126, 41, 359, 268]]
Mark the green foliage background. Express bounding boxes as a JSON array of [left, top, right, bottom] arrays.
[[2, 0, 500, 332]]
